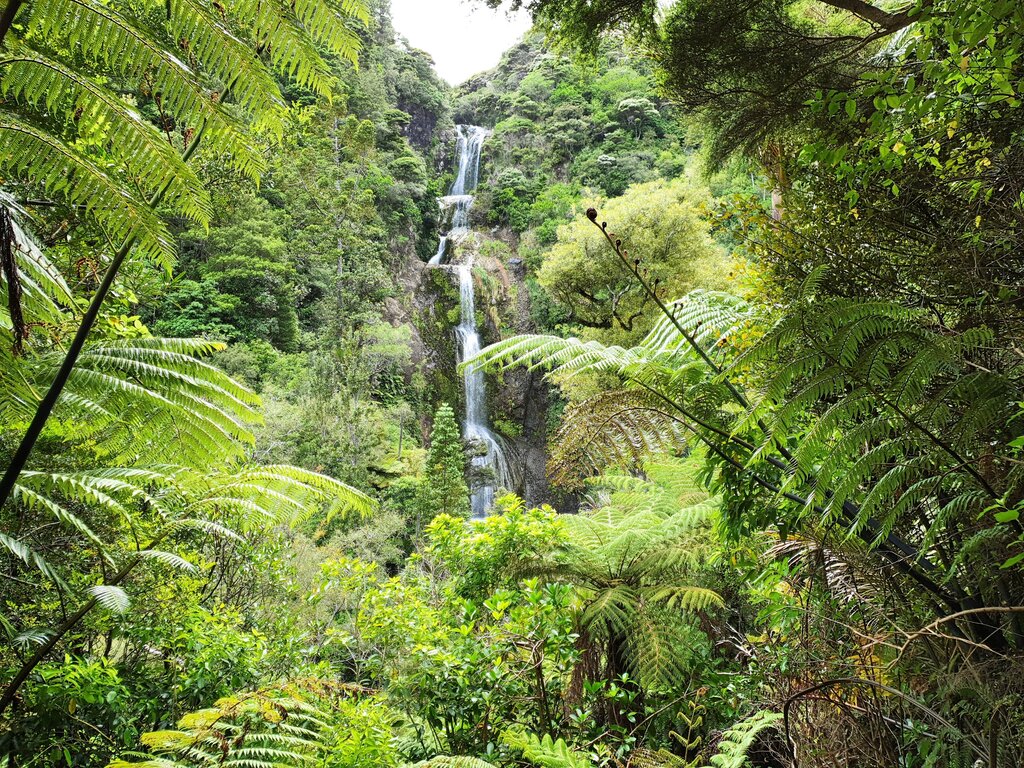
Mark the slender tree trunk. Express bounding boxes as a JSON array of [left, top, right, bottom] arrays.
[[0, 554, 143, 716], [0, 0, 24, 50]]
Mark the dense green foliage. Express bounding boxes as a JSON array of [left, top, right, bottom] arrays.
[[4, 0, 1024, 766], [418, 403, 470, 521]]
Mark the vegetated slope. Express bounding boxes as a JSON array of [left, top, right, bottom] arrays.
[[438, 31, 741, 496], [135, 0, 454, 493], [457, 31, 696, 236]]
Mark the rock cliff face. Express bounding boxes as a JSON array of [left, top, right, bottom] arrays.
[[481, 250, 557, 508], [400, 100, 440, 152], [389, 224, 555, 508]]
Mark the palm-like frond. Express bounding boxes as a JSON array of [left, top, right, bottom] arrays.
[[476, 278, 1022, 617], [1, 337, 262, 466], [706, 711, 782, 768], [469, 292, 755, 379], [1, 0, 369, 258], [3, 461, 371, 589], [523, 456, 722, 690], [548, 389, 689, 490], [502, 730, 593, 768], [727, 270, 1015, 558], [0, 191, 74, 330], [1, 45, 212, 224], [110, 687, 330, 768], [1, 113, 177, 264]]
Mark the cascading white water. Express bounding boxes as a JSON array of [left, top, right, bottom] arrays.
[[428, 126, 489, 266], [456, 261, 511, 517], [426, 125, 509, 516]]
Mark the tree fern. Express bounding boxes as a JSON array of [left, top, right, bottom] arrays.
[[2, 0, 370, 256], [109, 687, 331, 768], [521, 456, 722, 692], [548, 389, 690, 490], [472, 259, 1022, 632], [0, 337, 263, 467], [705, 711, 782, 768], [0, 459, 372, 715]]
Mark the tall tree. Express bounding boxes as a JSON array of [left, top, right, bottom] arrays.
[[419, 403, 470, 521]]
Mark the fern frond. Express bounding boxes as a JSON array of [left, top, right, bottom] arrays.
[[113, 687, 332, 768], [407, 758, 495, 768], [88, 584, 130, 613], [0, 338, 262, 467], [706, 711, 782, 768], [0, 46, 212, 225], [501, 730, 593, 768], [0, 193, 74, 326], [549, 390, 689, 490], [0, 113, 175, 264]]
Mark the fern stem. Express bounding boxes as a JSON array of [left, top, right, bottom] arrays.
[[0, 0, 23, 49], [665, 411, 964, 611], [587, 210, 809, 478], [0, 124, 206, 512], [588, 210, 755, 412], [782, 677, 988, 766], [584, 211, 990, 621], [625, 344, 963, 610], [0, 549, 146, 716]]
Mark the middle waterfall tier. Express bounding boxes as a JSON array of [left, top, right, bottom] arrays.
[[456, 261, 511, 518]]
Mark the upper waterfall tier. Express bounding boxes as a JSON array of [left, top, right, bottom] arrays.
[[449, 125, 489, 196], [429, 126, 489, 266]]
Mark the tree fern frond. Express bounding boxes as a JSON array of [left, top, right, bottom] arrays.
[[136, 550, 198, 572], [626, 606, 697, 690], [645, 290, 758, 364], [88, 584, 130, 613], [0, 113, 175, 263], [9, 482, 110, 550], [0, 192, 74, 319], [0, 338, 263, 467], [706, 711, 782, 768], [114, 687, 332, 768], [580, 584, 640, 637], [647, 585, 723, 612], [0, 531, 65, 587], [549, 390, 689, 490], [501, 730, 593, 768], [0, 46, 212, 224]]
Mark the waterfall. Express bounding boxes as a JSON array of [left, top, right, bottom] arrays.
[[428, 125, 489, 266], [427, 124, 509, 517], [456, 261, 511, 517]]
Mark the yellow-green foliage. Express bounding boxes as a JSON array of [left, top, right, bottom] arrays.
[[537, 179, 728, 348], [525, 455, 723, 690], [502, 729, 594, 768], [110, 682, 399, 768]]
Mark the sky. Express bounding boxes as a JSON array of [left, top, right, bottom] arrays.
[[390, 0, 533, 85]]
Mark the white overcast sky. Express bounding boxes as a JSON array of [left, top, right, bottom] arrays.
[[390, 0, 533, 84]]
